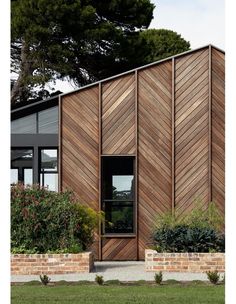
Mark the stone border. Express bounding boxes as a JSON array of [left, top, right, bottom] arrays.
[[11, 252, 93, 275], [145, 249, 225, 273]]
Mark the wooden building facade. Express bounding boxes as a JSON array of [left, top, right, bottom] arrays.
[[59, 45, 225, 261]]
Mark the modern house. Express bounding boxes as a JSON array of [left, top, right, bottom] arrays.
[[11, 45, 225, 261]]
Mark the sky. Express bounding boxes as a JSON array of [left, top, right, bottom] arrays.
[[150, 0, 225, 49], [52, 0, 225, 93]]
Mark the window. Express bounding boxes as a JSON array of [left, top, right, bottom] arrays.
[[40, 149, 58, 191], [38, 106, 58, 134], [11, 169, 18, 184], [102, 157, 135, 234], [11, 106, 58, 134], [11, 149, 33, 185], [11, 114, 37, 134]]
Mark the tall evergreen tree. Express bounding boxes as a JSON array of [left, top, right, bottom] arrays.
[[11, 1, 190, 105]]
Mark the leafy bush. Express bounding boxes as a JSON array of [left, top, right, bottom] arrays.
[[184, 201, 224, 232], [206, 270, 220, 284], [153, 225, 224, 253], [11, 184, 101, 253], [152, 200, 225, 253], [40, 274, 51, 286], [95, 275, 104, 285], [154, 271, 163, 284]]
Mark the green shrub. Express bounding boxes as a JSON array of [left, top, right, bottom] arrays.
[[154, 271, 163, 284], [95, 275, 104, 285], [152, 200, 224, 253], [184, 200, 224, 232], [40, 274, 51, 286], [206, 270, 220, 284], [11, 184, 101, 253], [153, 225, 224, 253]]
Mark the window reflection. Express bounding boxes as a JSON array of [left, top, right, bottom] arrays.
[[11, 106, 58, 134], [103, 201, 134, 234], [24, 168, 33, 185], [11, 114, 37, 134], [41, 149, 57, 171], [38, 106, 58, 134], [11, 169, 18, 184], [40, 149, 58, 191], [102, 157, 135, 234], [11, 149, 33, 185], [112, 175, 134, 200]]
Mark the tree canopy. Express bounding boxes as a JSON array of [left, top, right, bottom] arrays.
[[11, 0, 190, 105]]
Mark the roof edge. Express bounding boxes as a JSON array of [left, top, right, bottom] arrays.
[[60, 44, 224, 98], [12, 44, 224, 112]]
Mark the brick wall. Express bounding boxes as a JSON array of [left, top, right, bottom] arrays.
[[145, 250, 225, 273], [11, 252, 93, 275]]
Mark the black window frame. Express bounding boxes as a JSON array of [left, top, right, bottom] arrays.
[[101, 156, 136, 236], [11, 147, 34, 185], [39, 147, 58, 192]]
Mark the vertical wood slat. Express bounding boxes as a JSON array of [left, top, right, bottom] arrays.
[[172, 58, 175, 215], [98, 83, 102, 261], [208, 45, 212, 203], [61, 87, 100, 258], [102, 74, 135, 155], [58, 95, 62, 192], [174, 48, 210, 218], [211, 48, 225, 215], [138, 61, 172, 259], [135, 70, 139, 260]]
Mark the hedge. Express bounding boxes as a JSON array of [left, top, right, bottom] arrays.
[[11, 184, 100, 253]]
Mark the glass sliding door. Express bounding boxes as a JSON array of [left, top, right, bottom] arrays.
[[102, 156, 135, 235]]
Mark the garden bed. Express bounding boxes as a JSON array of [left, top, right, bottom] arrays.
[[145, 250, 225, 273], [11, 252, 93, 275]]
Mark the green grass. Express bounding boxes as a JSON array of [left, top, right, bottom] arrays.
[[11, 283, 224, 304]]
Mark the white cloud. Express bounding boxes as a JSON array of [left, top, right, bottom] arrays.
[[150, 0, 225, 49]]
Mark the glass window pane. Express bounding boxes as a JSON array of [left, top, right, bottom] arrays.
[[112, 175, 134, 200], [103, 201, 134, 234], [38, 106, 58, 134], [11, 114, 37, 134], [11, 169, 18, 184], [102, 157, 134, 200], [40, 173, 58, 191], [41, 149, 57, 171], [11, 149, 33, 184], [102, 156, 135, 235], [24, 168, 33, 185]]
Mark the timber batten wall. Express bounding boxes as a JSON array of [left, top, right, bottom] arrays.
[[60, 45, 225, 261]]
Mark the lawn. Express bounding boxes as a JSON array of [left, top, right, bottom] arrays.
[[11, 282, 224, 304]]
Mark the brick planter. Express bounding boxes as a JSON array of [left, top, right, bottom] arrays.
[[145, 249, 225, 273], [11, 252, 93, 275]]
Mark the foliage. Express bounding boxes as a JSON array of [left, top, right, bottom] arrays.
[[206, 271, 220, 285], [11, 1, 190, 104], [127, 29, 190, 66], [95, 275, 104, 285], [153, 225, 224, 253], [154, 271, 163, 285], [11, 0, 154, 103], [153, 201, 225, 253], [39, 274, 51, 286], [183, 200, 224, 232], [11, 184, 100, 253], [11, 244, 39, 254]]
